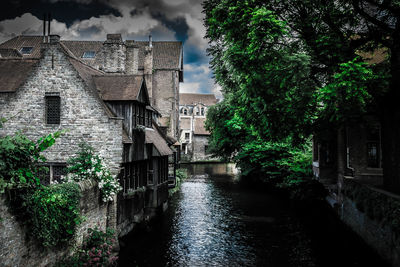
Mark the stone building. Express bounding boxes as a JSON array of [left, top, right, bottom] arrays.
[[179, 93, 217, 161], [0, 31, 182, 266]]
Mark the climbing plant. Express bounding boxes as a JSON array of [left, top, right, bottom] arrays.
[[65, 143, 122, 202], [0, 128, 82, 247]]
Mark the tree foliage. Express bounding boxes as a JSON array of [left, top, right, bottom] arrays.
[[203, 0, 394, 193]]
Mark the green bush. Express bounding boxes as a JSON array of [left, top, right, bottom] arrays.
[[0, 131, 63, 193], [66, 143, 121, 202], [169, 168, 188, 196], [25, 183, 81, 247], [56, 227, 118, 267]]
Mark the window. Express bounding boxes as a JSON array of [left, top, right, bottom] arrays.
[[82, 51, 96, 58], [52, 164, 67, 183], [201, 107, 204, 116], [183, 108, 187, 115], [185, 132, 190, 140], [20, 47, 33, 55], [37, 163, 67, 185], [182, 143, 187, 154], [122, 161, 147, 193], [367, 143, 379, 168], [148, 159, 154, 185], [196, 108, 199, 116], [45, 93, 61, 124], [366, 126, 381, 168]]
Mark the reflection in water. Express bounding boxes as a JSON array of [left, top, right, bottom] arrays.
[[118, 163, 386, 267]]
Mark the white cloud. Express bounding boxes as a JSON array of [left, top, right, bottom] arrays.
[[181, 82, 201, 93], [0, 11, 175, 43], [182, 62, 222, 99]]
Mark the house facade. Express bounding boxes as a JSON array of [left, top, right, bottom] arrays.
[[0, 32, 182, 265], [179, 93, 217, 162]]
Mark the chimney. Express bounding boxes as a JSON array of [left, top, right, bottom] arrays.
[[100, 33, 125, 73], [47, 13, 51, 37], [149, 34, 153, 48], [43, 14, 46, 43], [144, 36, 154, 104], [49, 35, 60, 44], [125, 40, 139, 75]]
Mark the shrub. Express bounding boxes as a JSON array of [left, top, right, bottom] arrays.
[[0, 131, 64, 193], [24, 182, 81, 247], [56, 227, 118, 267], [66, 143, 122, 202]]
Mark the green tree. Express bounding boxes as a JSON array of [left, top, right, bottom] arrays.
[[203, 0, 399, 192]]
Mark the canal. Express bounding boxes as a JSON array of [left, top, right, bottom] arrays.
[[118, 163, 388, 267]]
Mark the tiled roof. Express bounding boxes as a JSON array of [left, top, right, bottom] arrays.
[[61, 40, 183, 70], [193, 118, 210, 135], [180, 93, 217, 106], [0, 36, 183, 70], [0, 36, 43, 58], [93, 75, 144, 101], [0, 48, 22, 58], [180, 117, 191, 130], [135, 41, 182, 70], [146, 127, 173, 156], [61, 40, 103, 65], [0, 59, 38, 92]]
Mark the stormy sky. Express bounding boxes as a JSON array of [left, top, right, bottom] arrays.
[[0, 0, 221, 98]]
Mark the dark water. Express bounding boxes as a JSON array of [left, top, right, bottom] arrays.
[[118, 163, 388, 267]]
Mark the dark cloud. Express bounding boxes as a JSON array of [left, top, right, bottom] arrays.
[[0, 0, 220, 96], [0, 0, 120, 26], [151, 12, 189, 42]]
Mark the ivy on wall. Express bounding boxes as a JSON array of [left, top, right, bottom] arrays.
[[0, 126, 81, 247]]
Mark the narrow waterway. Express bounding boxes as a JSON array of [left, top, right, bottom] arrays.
[[118, 163, 387, 267]]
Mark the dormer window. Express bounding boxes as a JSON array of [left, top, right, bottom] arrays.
[[20, 47, 33, 55], [183, 108, 187, 115], [82, 51, 96, 58]]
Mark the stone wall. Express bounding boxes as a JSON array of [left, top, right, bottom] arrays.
[[153, 70, 179, 138], [0, 43, 123, 176], [192, 135, 212, 162], [339, 179, 400, 267], [0, 181, 108, 267]]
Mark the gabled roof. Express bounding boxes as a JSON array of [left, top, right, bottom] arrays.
[[0, 36, 42, 58], [0, 36, 183, 72], [0, 59, 38, 92], [194, 118, 210, 135], [180, 93, 217, 106], [93, 75, 147, 102]]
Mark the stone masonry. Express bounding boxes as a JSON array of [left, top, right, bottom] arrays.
[[0, 43, 123, 176]]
